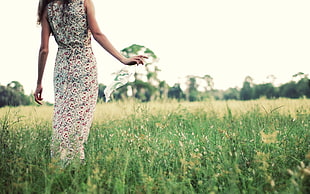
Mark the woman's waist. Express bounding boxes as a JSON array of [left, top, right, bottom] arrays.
[[58, 43, 92, 50]]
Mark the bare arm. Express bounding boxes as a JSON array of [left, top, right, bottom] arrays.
[[34, 8, 51, 105], [85, 0, 147, 65]]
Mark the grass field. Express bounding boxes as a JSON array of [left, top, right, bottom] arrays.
[[0, 99, 309, 193]]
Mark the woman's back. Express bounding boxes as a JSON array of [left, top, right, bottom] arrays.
[[47, 0, 91, 48]]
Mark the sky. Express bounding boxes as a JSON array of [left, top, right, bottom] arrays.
[[1, 0, 309, 102]]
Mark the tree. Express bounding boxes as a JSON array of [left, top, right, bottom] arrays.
[[120, 44, 160, 101], [159, 81, 169, 100], [278, 73, 310, 99], [97, 83, 107, 102], [279, 82, 299, 98], [0, 81, 31, 107], [168, 83, 186, 100], [184, 76, 197, 101], [7, 81, 24, 93], [293, 72, 306, 82], [253, 83, 277, 99], [296, 77, 310, 98], [202, 74, 214, 91], [130, 80, 156, 102], [294, 72, 310, 98], [240, 76, 254, 100], [223, 88, 240, 100]]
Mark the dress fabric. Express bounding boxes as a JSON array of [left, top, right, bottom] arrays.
[[47, 0, 98, 163]]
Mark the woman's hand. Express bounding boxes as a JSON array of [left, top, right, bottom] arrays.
[[34, 85, 43, 105], [122, 55, 148, 66]]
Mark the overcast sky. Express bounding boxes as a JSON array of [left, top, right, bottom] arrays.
[[1, 0, 309, 102]]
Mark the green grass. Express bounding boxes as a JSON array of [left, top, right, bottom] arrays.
[[0, 99, 309, 193]]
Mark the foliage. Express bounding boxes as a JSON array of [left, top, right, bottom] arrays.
[[240, 76, 254, 100], [97, 44, 161, 102], [279, 76, 310, 99], [98, 83, 107, 102], [97, 43, 309, 102], [168, 83, 186, 101], [253, 83, 278, 99], [238, 74, 309, 101], [0, 99, 309, 193], [223, 88, 240, 100], [99, 71, 309, 102], [0, 81, 31, 107]]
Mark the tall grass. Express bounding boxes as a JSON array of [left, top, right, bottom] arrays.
[[0, 99, 309, 193]]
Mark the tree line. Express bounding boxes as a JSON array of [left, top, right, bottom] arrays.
[[97, 71, 310, 102], [97, 44, 310, 102], [1, 44, 309, 107], [0, 81, 32, 107]]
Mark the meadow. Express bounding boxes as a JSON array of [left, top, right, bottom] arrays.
[[0, 99, 309, 193]]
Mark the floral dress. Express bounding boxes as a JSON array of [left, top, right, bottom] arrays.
[[47, 0, 98, 163]]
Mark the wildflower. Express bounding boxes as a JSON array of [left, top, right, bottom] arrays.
[[302, 168, 310, 176], [234, 164, 241, 174], [180, 158, 186, 165], [218, 128, 229, 138], [305, 152, 310, 160], [255, 151, 270, 171], [260, 130, 279, 144], [287, 169, 295, 176], [155, 122, 164, 128], [300, 161, 305, 169], [270, 179, 275, 188], [188, 161, 195, 168], [291, 179, 298, 187]]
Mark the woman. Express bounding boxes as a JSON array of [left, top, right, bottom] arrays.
[[34, 0, 146, 165]]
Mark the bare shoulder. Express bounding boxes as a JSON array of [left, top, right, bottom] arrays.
[[84, 0, 90, 9], [84, 0, 95, 14]]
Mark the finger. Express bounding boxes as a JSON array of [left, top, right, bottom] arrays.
[[37, 92, 43, 100], [35, 96, 42, 105], [35, 99, 42, 105], [135, 60, 140, 65], [132, 57, 140, 64], [138, 55, 148, 59], [134, 58, 142, 65], [140, 59, 145, 65], [34, 93, 43, 105], [135, 57, 144, 65]]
